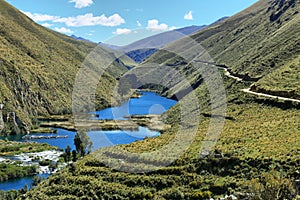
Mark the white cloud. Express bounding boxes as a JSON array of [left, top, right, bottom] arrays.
[[69, 0, 93, 9], [23, 11, 125, 27], [137, 21, 142, 27], [54, 13, 125, 27], [169, 26, 177, 30], [23, 11, 59, 22], [41, 23, 53, 27], [55, 27, 74, 34], [146, 19, 168, 31], [113, 28, 132, 35], [184, 11, 193, 20]]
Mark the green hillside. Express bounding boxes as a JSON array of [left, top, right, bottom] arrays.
[[146, 0, 300, 99], [251, 55, 300, 99], [0, 0, 128, 135], [194, 0, 299, 78], [24, 0, 300, 199], [24, 78, 300, 200]]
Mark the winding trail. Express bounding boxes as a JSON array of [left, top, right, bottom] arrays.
[[241, 88, 300, 103], [222, 68, 243, 82], [194, 60, 300, 103]]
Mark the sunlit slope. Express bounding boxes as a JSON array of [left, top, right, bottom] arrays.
[[21, 0, 300, 199], [0, 0, 128, 133], [146, 0, 299, 97]]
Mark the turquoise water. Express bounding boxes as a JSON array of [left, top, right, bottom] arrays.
[[0, 91, 177, 191]]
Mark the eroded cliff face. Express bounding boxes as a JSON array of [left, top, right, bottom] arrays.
[[0, 104, 25, 135]]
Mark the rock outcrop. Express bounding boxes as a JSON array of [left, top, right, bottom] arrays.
[[6, 111, 21, 134]]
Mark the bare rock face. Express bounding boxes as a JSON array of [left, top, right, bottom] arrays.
[[0, 105, 28, 135], [268, 0, 296, 22], [6, 111, 21, 134], [0, 104, 4, 132]]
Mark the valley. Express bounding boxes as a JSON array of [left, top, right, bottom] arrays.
[[0, 0, 299, 199]]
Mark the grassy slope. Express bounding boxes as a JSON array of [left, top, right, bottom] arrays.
[[24, 0, 300, 199], [194, 0, 300, 78], [25, 77, 300, 199], [146, 0, 300, 96], [251, 55, 300, 99], [0, 0, 128, 133]]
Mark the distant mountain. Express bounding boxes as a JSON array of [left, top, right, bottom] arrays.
[[174, 25, 209, 35], [123, 25, 206, 51], [0, 1, 128, 135], [70, 35, 92, 43], [98, 25, 206, 63], [116, 20, 230, 63], [125, 49, 158, 63], [99, 42, 121, 51], [119, 25, 206, 63]]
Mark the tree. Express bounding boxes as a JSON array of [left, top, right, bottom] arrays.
[[74, 129, 92, 157], [74, 133, 82, 155], [72, 150, 77, 162], [65, 145, 71, 162]]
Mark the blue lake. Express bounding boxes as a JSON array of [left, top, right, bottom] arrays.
[[0, 91, 177, 191], [94, 91, 177, 119], [0, 174, 50, 191]]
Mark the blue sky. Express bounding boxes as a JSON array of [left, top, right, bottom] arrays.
[[6, 0, 259, 45]]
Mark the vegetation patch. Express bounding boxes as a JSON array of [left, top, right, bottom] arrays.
[[0, 140, 56, 156]]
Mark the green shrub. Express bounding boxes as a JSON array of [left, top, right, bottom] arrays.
[[190, 190, 212, 200]]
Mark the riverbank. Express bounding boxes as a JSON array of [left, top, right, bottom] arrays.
[[0, 91, 177, 192], [2, 150, 64, 174], [30, 128, 58, 134], [0, 140, 57, 157], [0, 140, 64, 184], [39, 114, 170, 132]]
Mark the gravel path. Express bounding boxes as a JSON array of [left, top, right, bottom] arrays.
[[194, 60, 300, 103]]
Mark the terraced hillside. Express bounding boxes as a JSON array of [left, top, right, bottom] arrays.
[[0, 0, 129, 135]]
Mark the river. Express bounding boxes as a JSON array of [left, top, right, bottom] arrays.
[[0, 91, 177, 191]]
